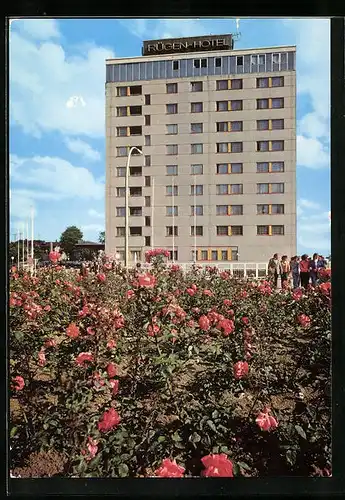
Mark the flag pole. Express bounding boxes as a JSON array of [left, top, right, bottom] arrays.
[[151, 177, 154, 250], [17, 230, 20, 268], [194, 173, 197, 262], [22, 223, 25, 269], [31, 206, 34, 274], [172, 176, 175, 263]]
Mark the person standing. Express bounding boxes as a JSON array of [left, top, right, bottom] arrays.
[[290, 256, 300, 289], [280, 255, 290, 288], [299, 254, 310, 288], [309, 253, 319, 287], [268, 253, 281, 288]]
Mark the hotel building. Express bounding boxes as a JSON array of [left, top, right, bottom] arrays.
[[105, 35, 296, 263]]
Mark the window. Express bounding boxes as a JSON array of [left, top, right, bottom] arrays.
[[231, 100, 242, 111], [166, 185, 178, 196], [231, 163, 243, 174], [130, 187, 142, 197], [132, 147, 142, 156], [217, 122, 228, 132], [257, 183, 269, 194], [145, 115, 151, 126], [217, 101, 228, 112], [173, 60, 179, 71], [191, 185, 203, 196], [166, 206, 178, 216], [272, 119, 284, 130], [272, 204, 284, 214], [130, 207, 142, 216], [167, 103, 178, 114], [166, 124, 178, 135], [116, 227, 125, 237], [191, 143, 203, 154], [145, 196, 151, 207], [166, 165, 178, 175], [231, 205, 243, 215], [217, 143, 228, 153], [272, 225, 284, 235], [194, 59, 200, 68], [117, 146, 128, 157], [117, 106, 127, 117], [230, 184, 243, 194], [216, 184, 228, 195], [231, 121, 243, 131], [272, 98, 284, 108], [193, 59, 207, 68], [145, 95, 151, 105], [216, 205, 228, 215], [191, 102, 203, 113], [231, 79, 243, 89], [145, 155, 151, 166], [129, 85, 142, 95], [220, 250, 228, 261], [117, 127, 127, 137], [215, 57, 221, 67], [191, 81, 203, 92], [257, 99, 269, 110], [145, 236, 151, 246], [191, 226, 203, 236], [145, 135, 151, 146], [271, 140, 284, 151], [231, 142, 243, 153], [257, 225, 269, 235], [129, 105, 142, 116], [191, 205, 203, 216], [129, 126, 142, 136], [191, 123, 203, 133], [272, 53, 281, 67], [257, 204, 269, 215], [168, 250, 178, 261], [117, 167, 126, 177], [167, 83, 178, 94], [191, 164, 203, 175], [201, 250, 208, 260], [256, 162, 269, 173], [216, 80, 228, 90], [271, 183, 284, 193], [257, 120, 269, 131], [217, 164, 228, 174], [130, 227, 142, 237], [257, 77, 269, 88], [166, 226, 178, 236], [145, 176, 151, 187], [116, 207, 125, 217], [201, 59, 207, 68], [271, 76, 284, 87], [117, 87, 127, 97], [145, 216, 151, 226], [130, 167, 142, 176], [217, 226, 228, 236], [236, 56, 243, 66], [231, 226, 243, 236], [166, 144, 178, 155], [271, 161, 284, 172], [257, 141, 269, 152]]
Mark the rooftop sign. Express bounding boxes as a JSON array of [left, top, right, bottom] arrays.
[[142, 34, 233, 56]]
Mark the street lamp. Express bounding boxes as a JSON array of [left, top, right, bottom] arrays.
[[125, 146, 143, 268]]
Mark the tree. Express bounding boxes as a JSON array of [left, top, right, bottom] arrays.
[[98, 231, 105, 244], [60, 226, 83, 257]]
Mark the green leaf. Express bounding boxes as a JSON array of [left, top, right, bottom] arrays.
[[14, 331, 24, 341], [118, 463, 129, 477], [174, 441, 185, 449], [232, 463, 240, 476], [206, 420, 217, 433], [220, 446, 229, 454], [212, 410, 219, 420], [237, 461, 251, 471], [295, 425, 307, 440], [172, 431, 183, 442], [158, 436, 166, 443], [10, 426, 17, 438], [189, 432, 201, 443]]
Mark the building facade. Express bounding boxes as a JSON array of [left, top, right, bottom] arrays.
[[105, 35, 296, 263]]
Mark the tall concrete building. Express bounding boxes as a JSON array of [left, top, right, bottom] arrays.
[[105, 35, 296, 264]]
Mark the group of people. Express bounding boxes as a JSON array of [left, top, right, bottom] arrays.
[[268, 253, 328, 289]]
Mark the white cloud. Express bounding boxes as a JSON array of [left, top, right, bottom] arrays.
[[297, 208, 330, 254], [11, 19, 60, 40], [10, 28, 115, 138], [122, 18, 206, 40], [9, 188, 37, 219], [81, 223, 104, 233], [296, 135, 329, 169], [10, 154, 104, 202], [64, 138, 101, 162], [298, 198, 321, 210], [88, 209, 104, 219]]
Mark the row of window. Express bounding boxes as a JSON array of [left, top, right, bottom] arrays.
[[116, 118, 285, 137], [115, 224, 285, 237], [117, 203, 285, 218], [116, 162, 285, 177], [116, 77, 284, 97], [116, 139, 286, 157], [115, 182, 285, 198], [116, 97, 285, 117]]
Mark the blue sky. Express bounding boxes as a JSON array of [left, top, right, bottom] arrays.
[[9, 18, 330, 255]]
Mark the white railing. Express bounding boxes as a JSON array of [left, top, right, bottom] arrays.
[[133, 261, 269, 279]]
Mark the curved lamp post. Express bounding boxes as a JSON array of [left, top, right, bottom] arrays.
[[125, 146, 143, 268]]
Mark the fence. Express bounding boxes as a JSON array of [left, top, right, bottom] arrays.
[[136, 262, 269, 279]]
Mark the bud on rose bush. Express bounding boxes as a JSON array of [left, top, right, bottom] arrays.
[[10, 262, 331, 477]]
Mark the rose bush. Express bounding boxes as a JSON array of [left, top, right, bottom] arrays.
[[9, 261, 331, 477]]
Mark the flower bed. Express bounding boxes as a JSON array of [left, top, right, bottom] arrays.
[[9, 263, 331, 478]]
